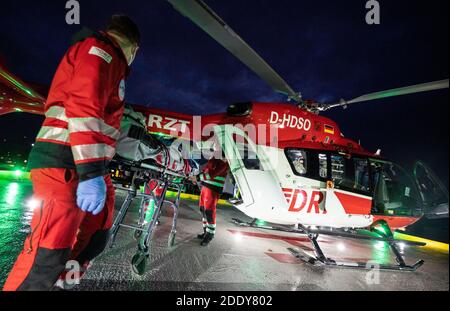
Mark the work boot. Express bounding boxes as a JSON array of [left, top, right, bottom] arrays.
[[197, 228, 206, 240], [200, 232, 214, 246]]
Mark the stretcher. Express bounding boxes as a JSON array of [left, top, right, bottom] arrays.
[[108, 106, 199, 275]]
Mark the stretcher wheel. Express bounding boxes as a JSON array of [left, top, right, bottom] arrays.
[[168, 232, 176, 247], [131, 252, 148, 276]]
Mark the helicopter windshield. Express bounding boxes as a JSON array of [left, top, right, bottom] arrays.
[[369, 159, 422, 217], [285, 149, 424, 217]]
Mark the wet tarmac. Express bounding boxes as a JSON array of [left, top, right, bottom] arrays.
[[0, 179, 33, 288], [78, 188, 449, 291], [0, 179, 448, 291]]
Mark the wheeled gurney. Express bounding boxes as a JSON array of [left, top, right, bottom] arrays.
[[107, 106, 199, 275]]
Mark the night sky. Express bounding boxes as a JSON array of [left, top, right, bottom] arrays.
[[0, 0, 448, 185]]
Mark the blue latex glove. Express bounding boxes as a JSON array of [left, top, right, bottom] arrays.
[[76, 176, 107, 215]]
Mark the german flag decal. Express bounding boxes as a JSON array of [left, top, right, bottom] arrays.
[[324, 125, 335, 135]]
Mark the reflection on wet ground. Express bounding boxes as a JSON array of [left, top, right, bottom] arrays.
[[0, 180, 33, 288], [0, 179, 448, 291]]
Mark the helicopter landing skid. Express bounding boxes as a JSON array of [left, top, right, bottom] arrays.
[[231, 218, 425, 272], [287, 247, 424, 272], [287, 227, 425, 272]]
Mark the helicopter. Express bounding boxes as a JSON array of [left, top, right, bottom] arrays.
[[1, 0, 449, 271]]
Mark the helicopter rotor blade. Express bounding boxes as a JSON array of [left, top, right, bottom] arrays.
[[324, 79, 449, 111], [167, 0, 301, 102]]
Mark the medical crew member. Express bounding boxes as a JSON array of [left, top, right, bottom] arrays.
[[195, 157, 229, 246], [4, 15, 140, 291]]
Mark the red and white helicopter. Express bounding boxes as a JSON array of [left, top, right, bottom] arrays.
[[1, 0, 448, 271]]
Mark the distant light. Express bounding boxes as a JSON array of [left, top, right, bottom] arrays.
[[31, 144, 35, 147], [337, 243, 346, 252], [14, 170, 23, 177]]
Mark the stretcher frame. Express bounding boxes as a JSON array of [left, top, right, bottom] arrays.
[[108, 159, 189, 275]]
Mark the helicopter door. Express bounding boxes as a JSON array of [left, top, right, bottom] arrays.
[[213, 125, 287, 221], [413, 161, 449, 219]]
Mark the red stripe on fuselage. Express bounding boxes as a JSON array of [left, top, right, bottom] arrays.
[[373, 215, 422, 230], [334, 191, 372, 215]]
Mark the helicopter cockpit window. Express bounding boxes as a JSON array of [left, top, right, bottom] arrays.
[[286, 150, 307, 175], [353, 158, 370, 192], [319, 153, 328, 179], [285, 149, 330, 181], [414, 163, 448, 209], [369, 159, 421, 216], [330, 155, 370, 194], [331, 155, 345, 184]]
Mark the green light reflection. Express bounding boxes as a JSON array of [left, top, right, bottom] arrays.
[[0, 180, 34, 288], [6, 183, 19, 205]]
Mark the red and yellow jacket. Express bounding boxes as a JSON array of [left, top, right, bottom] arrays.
[[28, 32, 129, 181], [198, 159, 229, 194]]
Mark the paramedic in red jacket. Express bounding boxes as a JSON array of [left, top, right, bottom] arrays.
[[3, 15, 140, 291], [195, 157, 229, 246]]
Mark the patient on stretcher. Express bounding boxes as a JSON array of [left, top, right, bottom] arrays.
[[114, 105, 199, 177]]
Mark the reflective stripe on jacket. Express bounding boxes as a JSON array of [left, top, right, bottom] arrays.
[[28, 32, 129, 181], [199, 159, 229, 194]]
